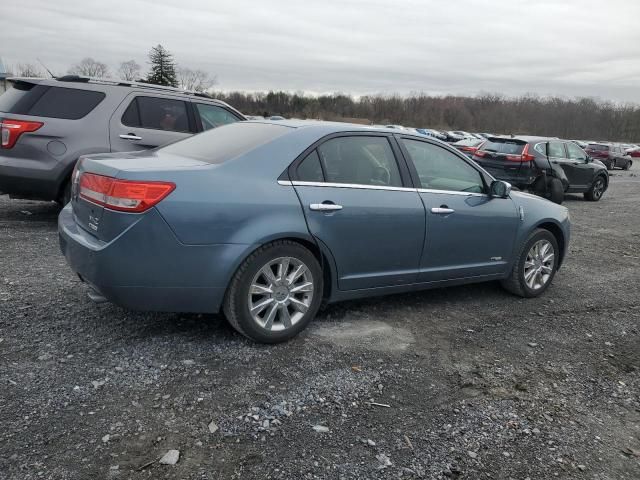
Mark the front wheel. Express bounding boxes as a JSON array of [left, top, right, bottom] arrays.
[[501, 229, 559, 298], [223, 241, 323, 343], [584, 176, 606, 201]]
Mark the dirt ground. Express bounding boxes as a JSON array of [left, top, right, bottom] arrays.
[[0, 169, 638, 480]]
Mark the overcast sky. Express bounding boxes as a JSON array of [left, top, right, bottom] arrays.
[[3, 0, 640, 102]]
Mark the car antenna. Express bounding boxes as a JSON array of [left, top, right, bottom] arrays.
[[36, 58, 55, 78]]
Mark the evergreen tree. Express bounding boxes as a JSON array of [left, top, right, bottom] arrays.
[[146, 45, 178, 87]]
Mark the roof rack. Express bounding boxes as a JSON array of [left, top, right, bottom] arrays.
[[55, 75, 214, 98]]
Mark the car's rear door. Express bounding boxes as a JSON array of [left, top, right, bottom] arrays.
[[109, 93, 196, 152], [290, 133, 426, 290], [398, 136, 519, 282]]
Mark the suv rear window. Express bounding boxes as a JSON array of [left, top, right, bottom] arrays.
[[0, 82, 105, 120], [479, 139, 525, 155], [161, 122, 291, 164], [587, 144, 609, 151]]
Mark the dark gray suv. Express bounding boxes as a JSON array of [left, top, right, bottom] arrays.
[[0, 76, 245, 204]]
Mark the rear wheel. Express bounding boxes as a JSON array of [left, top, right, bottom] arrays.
[[532, 177, 564, 204], [624, 160, 632, 170], [223, 241, 323, 343], [584, 176, 606, 201], [501, 229, 559, 298], [607, 159, 615, 170]]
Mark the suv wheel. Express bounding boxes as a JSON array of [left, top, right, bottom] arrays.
[[501, 229, 558, 298], [532, 177, 564, 204], [223, 241, 323, 343], [584, 176, 606, 201], [607, 159, 615, 170], [624, 160, 632, 170]]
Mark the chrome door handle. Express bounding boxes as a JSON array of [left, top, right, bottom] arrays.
[[120, 134, 142, 141], [310, 203, 343, 211], [431, 207, 455, 214]]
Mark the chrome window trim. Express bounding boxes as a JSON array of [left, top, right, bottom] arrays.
[[289, 180, 416, 192], [280, 179, 487, 197], [416, 188, 486, 197]]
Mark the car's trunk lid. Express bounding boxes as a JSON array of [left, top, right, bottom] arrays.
[[71, 150, 209, 242]]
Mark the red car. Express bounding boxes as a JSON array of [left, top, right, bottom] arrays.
[[584, 143, 633, 170]]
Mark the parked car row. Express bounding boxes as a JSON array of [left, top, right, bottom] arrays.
[[2, 75, 634, 343]]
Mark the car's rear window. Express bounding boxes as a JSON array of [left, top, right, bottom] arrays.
[[160, 122, 291, 164], [479, 139, 525, 155], [0, 83, 105, 120], [587, 144, 609, 151]]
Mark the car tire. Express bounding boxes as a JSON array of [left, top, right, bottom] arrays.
[[532, 177, 564, 204], [223, 240, 323, 344], [548, 178, 564, 204], [624, 160, 632, 170], [584, 175, 606, 201], [501, 228, 559, 298], [607, 160, 615, 170]]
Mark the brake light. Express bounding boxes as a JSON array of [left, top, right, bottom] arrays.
[[505, 144, 535, 162], [79, 173, 175, 213], [0, 118, 44, 149], [474, 150, 486, 158]]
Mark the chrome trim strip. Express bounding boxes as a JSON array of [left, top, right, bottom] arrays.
[[290, 181, 416, 192], [416, 188, 486, 197], [277, 180, 293, 186]]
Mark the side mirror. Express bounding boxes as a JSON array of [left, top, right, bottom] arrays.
[[490, 180, 511, 198]]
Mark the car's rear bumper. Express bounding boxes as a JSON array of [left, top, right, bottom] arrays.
[[58, 204, 250, 313], [0, 153, 65, 200]]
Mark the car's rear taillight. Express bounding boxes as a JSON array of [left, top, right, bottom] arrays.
[[505, 144, 535, 162], [0, 118, 44, 149], [79, 173, 175, 213], [474, 150, 487, 158]]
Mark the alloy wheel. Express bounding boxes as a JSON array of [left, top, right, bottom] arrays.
[[592, 178, 604, 200], [248, 257, 314, 332], [523, 240, 555, 291]]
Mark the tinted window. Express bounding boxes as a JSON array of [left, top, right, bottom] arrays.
[[123, 96, 190, 132], [566, 142, 587, 160], [479, 139, 525, 155], [402, 139, 484, 193], [161, 122, 290, 164], [317, 136, 402, 187], [297, 150, 324, 182], [548, 142, 566, 158], [195, 103, 240, 131], [121, 99, 139, 126], [1, 84, 105, 120]]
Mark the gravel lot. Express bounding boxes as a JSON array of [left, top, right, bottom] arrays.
[[1, 170, 639, 480]]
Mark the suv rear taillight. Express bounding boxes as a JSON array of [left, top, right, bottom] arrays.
[[0, 118, 44, 149], [79, 173, 175, 213], [505, 144, 535, 162]]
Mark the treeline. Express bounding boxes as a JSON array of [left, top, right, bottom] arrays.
[[214, 92, 640, 142]]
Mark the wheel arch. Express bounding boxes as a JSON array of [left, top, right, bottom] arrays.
[[534, 221, 566, 268], [222, 233, 337, 308]]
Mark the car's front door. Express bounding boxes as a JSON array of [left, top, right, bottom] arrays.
[[398, 137, 520, 282], [564, 142, 595, 190], [290, 134, 426, 290], [109, 93, 196, 152]]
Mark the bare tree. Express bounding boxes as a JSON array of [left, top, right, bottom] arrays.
[[15, 63, 45, 78], [177, 67, 217, 92], [117, 60, 141, 81], [68, 58, 109, 78]]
